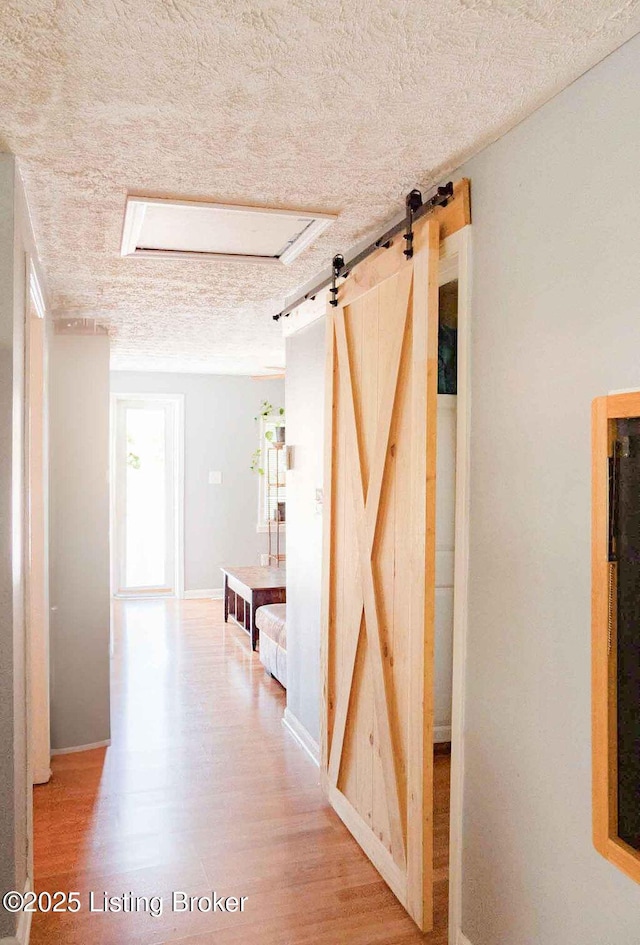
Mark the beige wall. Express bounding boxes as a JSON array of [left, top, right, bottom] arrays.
[[284, 320, 325, 744], [457, 32, 640, 945], [110, 372, 285, 592], [50, 333, 111, 751]]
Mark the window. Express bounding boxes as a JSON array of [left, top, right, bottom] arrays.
[[256, 415, 286, 531]]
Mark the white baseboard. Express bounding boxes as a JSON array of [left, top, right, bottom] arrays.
[[17, 894, 32, 945], [51, 739, 111, 756], [0, 880, 33, 945], [457, 932, 472, 945], [435, 724, 452, 743], [282, 708, 320, 767], [32, 763, 51, 785], [183, 588, 223, 600]]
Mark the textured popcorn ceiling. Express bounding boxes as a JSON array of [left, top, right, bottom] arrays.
[[1, 1, 639, 373]]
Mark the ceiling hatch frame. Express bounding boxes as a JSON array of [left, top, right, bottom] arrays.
[[120, 195, 338, 265]]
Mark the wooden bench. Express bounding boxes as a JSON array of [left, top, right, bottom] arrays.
[[220, 565, 286, 650]]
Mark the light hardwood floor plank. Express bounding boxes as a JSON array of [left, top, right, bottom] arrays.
[[32, 599, 449, 944]]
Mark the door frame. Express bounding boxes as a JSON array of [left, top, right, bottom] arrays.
[[442, 225, 472, 945], [110, 392, 185, 599], [24, 259, 52, 786]]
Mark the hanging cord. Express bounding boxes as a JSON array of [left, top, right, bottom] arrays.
[[607, 441, 621, 656], [608, 562, 615, 656]]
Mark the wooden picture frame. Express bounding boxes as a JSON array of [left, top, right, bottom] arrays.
[[592, 392, 640, 884]]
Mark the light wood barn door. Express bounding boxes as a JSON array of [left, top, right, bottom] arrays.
[[321, 218, 440, 931]]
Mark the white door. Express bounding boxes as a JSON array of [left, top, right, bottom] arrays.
[[113, 395, 183, 597]]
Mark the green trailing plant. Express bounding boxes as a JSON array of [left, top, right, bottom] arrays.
[[250, 448, 264, 475], [251, 401, 285, 474], [126, 434, 141, 469], [258, 399, 272, 418], [254, 400, 285, 423]]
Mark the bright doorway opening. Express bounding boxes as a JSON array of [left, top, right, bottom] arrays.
[[111, 394, 184, 597]]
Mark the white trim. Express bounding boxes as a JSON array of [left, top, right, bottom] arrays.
[[124, 248, 284, 265], [183, 588, 223, 600], [13, 174, 42, 945], [439, 235, 462, 285], [456, 933, 473, 945], [120, 195, 337, 265], [0, 880, 33, 945], [282, 290, 328, 338], [51, 739, 111, 756], [24, 282, 52, 786], [28, 263, 46, 320], [282, 708, 320, 766], [279, 218, 335, 266], [120, 197, 147, 256], [16, 884, 32, 945], [110, 393, 185, 599], [434, 725, 452, 743], [447, 225, 473, 945], [31, 762, 51, 787], [175, 396, 185, 600]]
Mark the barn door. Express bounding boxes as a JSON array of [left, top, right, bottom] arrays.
[[321, 218, 440, 931]]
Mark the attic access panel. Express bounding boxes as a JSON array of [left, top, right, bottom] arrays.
[[120, 196, 337, 265]]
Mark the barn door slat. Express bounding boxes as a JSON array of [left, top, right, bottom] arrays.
[[321, 218, 440, 931]]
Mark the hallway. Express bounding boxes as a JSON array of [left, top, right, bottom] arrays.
[[32, 599, 449, 944]]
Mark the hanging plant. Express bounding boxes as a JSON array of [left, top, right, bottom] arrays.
[[254, 399, 274, 421], [251, 400, 285, 474], [126, 434, 141, 469], [250, 448, 264, 475]]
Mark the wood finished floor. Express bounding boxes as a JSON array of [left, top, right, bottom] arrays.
[[33, 599, 449, 944]]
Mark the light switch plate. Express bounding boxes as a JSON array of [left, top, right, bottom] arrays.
[[208, 470, 222, 485]]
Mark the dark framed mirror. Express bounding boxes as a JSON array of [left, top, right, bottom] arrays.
[[592, 393, 640, 884]]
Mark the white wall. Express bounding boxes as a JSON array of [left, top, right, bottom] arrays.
[[0, 155, 30, 938], [457, 32, 640, 945], [110, 372, 285, 593], [284, 320, 325, 744], [50, 333, 111, 751]]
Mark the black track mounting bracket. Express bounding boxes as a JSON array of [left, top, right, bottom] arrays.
[[403, 189, 423, 260], [272, 180, 454, 321], [329, 254, 345, 308]]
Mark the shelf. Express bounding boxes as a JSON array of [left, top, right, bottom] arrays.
[[267, 553, 286, 564]]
